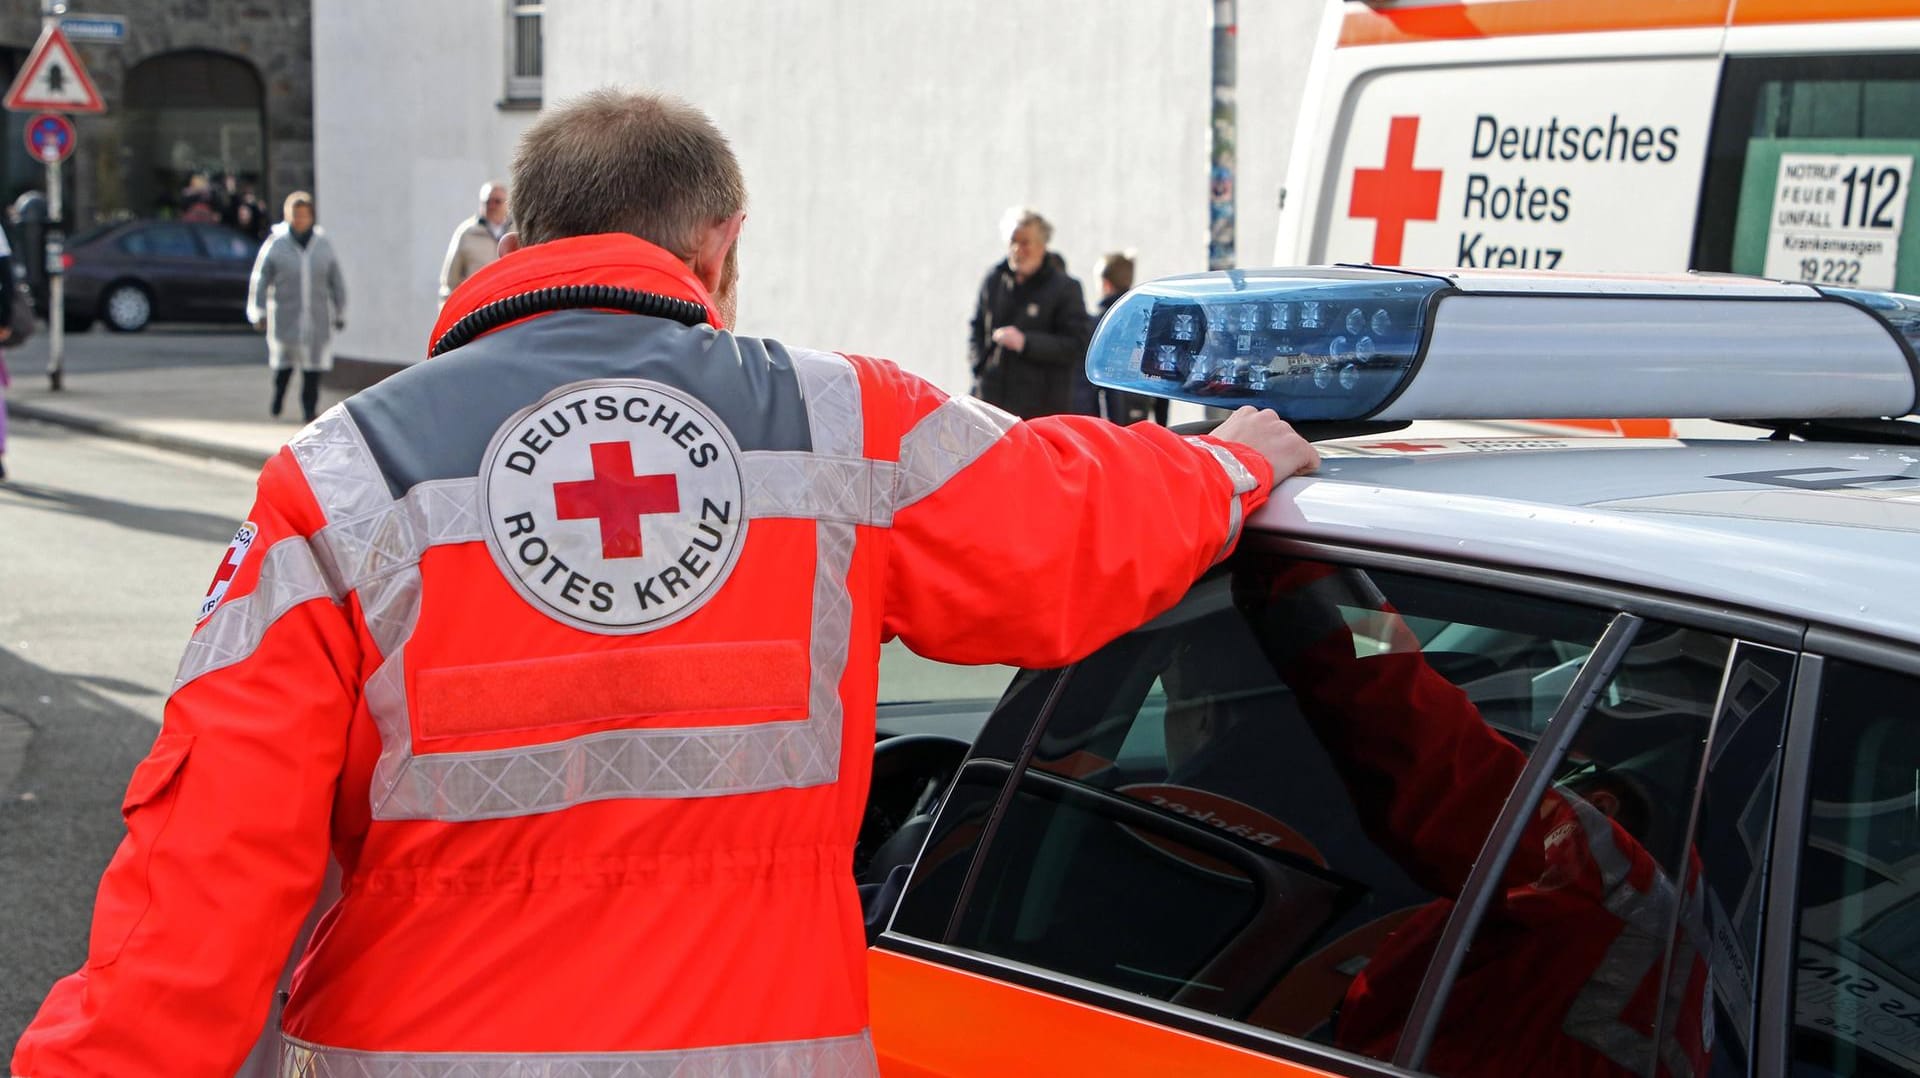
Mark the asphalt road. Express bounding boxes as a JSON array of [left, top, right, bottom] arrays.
[[0, 418, 261, 1052]]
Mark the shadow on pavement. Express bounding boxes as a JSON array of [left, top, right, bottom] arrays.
[[0, 479, 241, 546], [0, 645, 157, 1054]]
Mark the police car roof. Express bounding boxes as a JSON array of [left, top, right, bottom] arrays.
[[1251, 435, 1920, 646]]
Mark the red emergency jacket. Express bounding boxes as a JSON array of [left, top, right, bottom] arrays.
[[13, 234, 1272, 1075], [1250, 567, 1710, 1078]]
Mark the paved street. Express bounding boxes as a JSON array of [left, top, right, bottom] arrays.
[[0, 417, 262, 1048]]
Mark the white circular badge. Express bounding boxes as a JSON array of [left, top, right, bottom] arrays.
[[480, 379, 748, 634]]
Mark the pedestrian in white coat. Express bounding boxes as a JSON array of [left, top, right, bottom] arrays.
[[246, 191, 347, 422]]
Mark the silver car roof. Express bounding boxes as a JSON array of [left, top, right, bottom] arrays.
[[1248, 436, 1920, 645]]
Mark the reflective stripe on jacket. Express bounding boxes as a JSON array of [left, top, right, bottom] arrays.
[[13, 233, 1272, 1076]]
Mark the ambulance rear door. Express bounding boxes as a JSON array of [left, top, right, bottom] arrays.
[[1278, 2, 1731, 273]]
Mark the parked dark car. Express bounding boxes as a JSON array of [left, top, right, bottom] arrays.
[[59, 220, 260, 333]]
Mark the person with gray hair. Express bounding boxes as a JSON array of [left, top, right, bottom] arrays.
[[968, 207, 1097, 418], [438, 180, 510, 299], [12, 87, 1317, 1076]]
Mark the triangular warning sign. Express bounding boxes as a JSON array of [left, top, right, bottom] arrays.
[[5, 26, 104, 114]]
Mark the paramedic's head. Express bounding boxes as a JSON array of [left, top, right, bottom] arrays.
[[1000, 207, 1052, 281], [479, 181, 509, 227], [507, 88, 748, 326]]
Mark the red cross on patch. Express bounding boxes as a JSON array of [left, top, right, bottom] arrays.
[[553, 441, 682, 559]]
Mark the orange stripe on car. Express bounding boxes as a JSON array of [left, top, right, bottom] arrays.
[[869, 948, 1336, 1076], [1339, 0, 1732, 47]]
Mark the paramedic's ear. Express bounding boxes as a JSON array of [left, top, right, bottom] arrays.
[[499, 232, 521, 258], [690, 212, 746, 295]]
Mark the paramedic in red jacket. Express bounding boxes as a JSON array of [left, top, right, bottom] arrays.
[[12, 88, 1318, 1076]]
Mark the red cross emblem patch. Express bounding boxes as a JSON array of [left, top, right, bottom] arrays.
[[197, 521, 258, 624], [481, 380, 748, 634]]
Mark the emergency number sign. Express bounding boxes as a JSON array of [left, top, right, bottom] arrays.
[[1761, 153, 1912, 290], [1320, 59, 1718, 271]]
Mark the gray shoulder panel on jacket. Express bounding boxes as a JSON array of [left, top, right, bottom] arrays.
[[343, 310, 813, 497]]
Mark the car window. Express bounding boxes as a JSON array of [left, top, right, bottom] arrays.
[[1421, 623, 1736, 1078], [67, 222, 117, 247], [1789, 660, 1920, 1078], [1695, 53, 1920, 291], [896, 556, 1616, 1066], [196, 226, 257, 261], [118, 224, 198, 258], [1670, 643, 1796, 1078]]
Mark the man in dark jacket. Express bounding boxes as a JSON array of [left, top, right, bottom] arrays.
[[969, 208, 1095, 419]]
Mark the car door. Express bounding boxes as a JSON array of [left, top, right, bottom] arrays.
[[189, 224, 260, 321], [871, 548, 1792, 1077], [1755, 639, 1920, 1078], [116, 223, 202, 319]]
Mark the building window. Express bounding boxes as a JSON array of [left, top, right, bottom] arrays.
[[506, 1, 543, 104]]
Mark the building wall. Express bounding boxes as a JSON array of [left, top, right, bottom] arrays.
[[319, 1, 1327, 398], [0, 2, 312, 227], [313, 1, 535, 370]]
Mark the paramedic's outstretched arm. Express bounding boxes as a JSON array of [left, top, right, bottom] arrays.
[[12, 450, 360, 1077], [870, 358, 1314, 669]]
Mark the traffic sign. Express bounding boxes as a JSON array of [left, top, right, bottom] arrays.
[[24, 112, 74, 163], [59, 14, 128, 45], [4, 25, 105, 114]]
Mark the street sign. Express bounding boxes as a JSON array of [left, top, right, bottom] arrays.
[[4, 25, 106, 114], [24, 112, 74, 163], [59, 14, 128, 45]]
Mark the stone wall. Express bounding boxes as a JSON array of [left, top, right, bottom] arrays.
[[0, 2, 311, 226]]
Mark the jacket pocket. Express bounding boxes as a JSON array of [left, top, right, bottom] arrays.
[[86, 731, 194, 969]]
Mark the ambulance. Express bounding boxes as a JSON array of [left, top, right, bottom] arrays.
[[1276, 0, 1920, 297]]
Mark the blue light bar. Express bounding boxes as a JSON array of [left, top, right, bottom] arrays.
[[1089, 268, 1920, 423], [1086, 267, 1444, 421]]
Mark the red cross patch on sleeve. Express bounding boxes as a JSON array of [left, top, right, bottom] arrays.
[[197, 521, 258, 624]]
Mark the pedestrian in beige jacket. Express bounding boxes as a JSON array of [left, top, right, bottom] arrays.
[[438, 181, 509, 299]]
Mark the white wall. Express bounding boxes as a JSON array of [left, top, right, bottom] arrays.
[[314, 1, 1327, 395], [313, 1, 534, 366]]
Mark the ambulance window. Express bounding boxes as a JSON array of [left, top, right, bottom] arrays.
[[921, 557, 1613, 1064], [1788, 661, 1920, 1078], [1695, 54, 1920, 292]]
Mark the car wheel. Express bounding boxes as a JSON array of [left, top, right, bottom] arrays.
[[101, 283, 152, 333]]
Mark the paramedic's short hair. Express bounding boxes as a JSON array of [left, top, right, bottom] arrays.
[[1000, 206, 1053, 245], [511, 88, 747, 255], [1100, 251, 1136, 292], [283, 191, 313, 219]]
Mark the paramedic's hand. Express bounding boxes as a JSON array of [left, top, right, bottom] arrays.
[[990, 326, 1026, 352], [1211, 406, 1319, 483]]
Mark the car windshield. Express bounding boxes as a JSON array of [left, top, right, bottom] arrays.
[[875, 641, 1012, 741]]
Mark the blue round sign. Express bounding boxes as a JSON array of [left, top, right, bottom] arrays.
[[25, 112, 74, 163]]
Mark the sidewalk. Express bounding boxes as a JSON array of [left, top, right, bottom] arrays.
[[4, 328, 355, 469]]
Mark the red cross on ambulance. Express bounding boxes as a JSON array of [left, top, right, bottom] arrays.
[[1349, 116, 1443, 266]]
